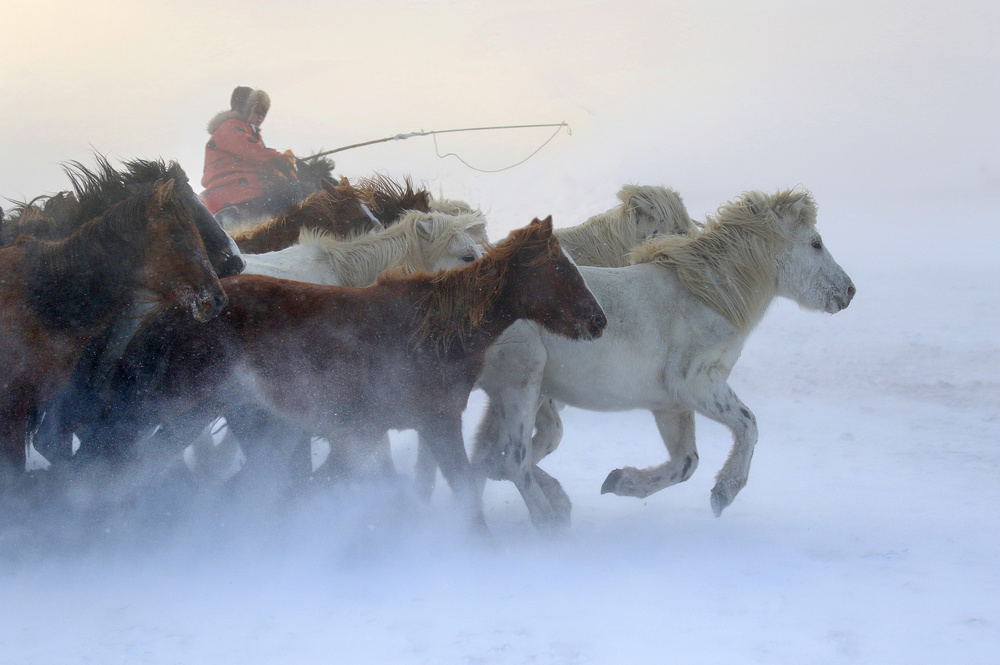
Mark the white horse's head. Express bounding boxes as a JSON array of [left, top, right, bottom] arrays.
[[411, 210, 489, 272], [771, 191, 856, 314]]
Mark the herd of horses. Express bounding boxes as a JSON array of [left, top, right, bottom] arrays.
[[0, 156, 856, 534]]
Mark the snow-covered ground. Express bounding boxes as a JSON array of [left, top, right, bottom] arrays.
[[0, 192, 996, 664]]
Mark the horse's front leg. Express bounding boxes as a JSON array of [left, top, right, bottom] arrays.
[[601, 406, 698, 499], [474, 387, 570, 531], [530, 397, 564, 463], [420, 418, 488, 536], [689, 380, 758, 517]]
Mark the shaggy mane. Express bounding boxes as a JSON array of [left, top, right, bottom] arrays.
[[407, 219, 559, 353], [630, 188, 816, 333], [304, 209, 488, 288], [231, 178, 369, 246], [355, 173, 432, 226], [556, 184, 696, 267], [20, 185, 157, 329]]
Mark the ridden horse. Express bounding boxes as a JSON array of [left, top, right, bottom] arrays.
[[0, 176, 226, 488], [56, 218, 607, 529], [232, 155, 338, 226], [413, 184, 697, 497], [229, 178, 383, 254], [471, 189, 856, 528]]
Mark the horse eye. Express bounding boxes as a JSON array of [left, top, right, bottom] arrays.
[[170, 231, 186, 244], [811, 240, 823, 250], [461, 254, 476, 263]]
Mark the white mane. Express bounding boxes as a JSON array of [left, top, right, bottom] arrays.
[[555, 184, 696, 267], [630, 188, 817, 333], [300, 209, 489, 286], [428, 197, 479, 216]]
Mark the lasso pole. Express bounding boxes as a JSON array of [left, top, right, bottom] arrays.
[[299, 122, 571, 161]]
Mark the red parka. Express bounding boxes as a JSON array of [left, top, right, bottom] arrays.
[[200, 115, 293, 215]]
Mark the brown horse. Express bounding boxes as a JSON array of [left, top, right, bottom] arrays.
[[229, 178, 383, 254], [2, 159, 245, 279], [76, 217, 607, 529], [355, 173, 433, 227], [0, 176, 226, 488]]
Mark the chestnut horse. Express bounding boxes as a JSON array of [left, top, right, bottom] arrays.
[[0, 176, 226, 489], [229, 178, 383, 254], [65, 218, 607, 528]]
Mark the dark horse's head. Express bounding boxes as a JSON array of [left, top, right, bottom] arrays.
[[119, 158, 245, 278], [511, 216, 607, 341]]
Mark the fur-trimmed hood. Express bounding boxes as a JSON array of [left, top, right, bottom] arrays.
[[207, 110, 246, 134]]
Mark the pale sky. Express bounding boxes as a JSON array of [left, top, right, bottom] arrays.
[[2, 0, 997, 232]]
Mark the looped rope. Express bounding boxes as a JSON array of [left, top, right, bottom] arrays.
[[431, 123, 569, 173]]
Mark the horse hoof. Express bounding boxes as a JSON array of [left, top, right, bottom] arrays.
[[601, 469, 623, 494], [710, 486, 729, 517]]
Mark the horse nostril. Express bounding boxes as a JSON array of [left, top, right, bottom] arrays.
[[847, 284, 856, 298], [212, 293, 228, 311]]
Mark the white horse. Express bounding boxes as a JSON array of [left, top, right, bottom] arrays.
[[412, 184, 698, 497], [471, 188, 856, 529], [240, 208, 488, 285]]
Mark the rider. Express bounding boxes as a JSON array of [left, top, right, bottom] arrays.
[[200, 86, 299, 227]]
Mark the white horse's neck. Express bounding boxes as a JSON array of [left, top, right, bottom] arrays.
[[641, 222, 784, 335], [555, 214, 634, 268], [310, 224, 425, 287]]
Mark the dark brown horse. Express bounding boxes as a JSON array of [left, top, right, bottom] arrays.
[[355, 173, 433, 227], [70, 217, 607, 528], [0, 175, 226, 488], [2, 158, 245, 279], [229, 178, 383, 254]]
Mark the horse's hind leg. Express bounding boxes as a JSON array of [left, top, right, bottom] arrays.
[[420, 419, 489, 536], [601, 406, 699, 499]]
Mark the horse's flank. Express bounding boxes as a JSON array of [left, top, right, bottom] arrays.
[[630, 188, 817, 334]]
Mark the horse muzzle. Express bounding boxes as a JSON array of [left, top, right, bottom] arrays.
[[577, 309, 608, 340], [191, 289, 228, 322], [828, 281, 856, 313]]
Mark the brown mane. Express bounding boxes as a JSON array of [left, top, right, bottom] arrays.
[[231, 178, 378, 253], [402, 219, 560, 352], [355, 173, 432, 226]]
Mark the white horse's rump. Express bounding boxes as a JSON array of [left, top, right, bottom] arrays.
[[472, 188, 855, 529], [240, 209, 488, 286]]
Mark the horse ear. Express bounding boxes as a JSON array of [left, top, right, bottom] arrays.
[[416, 219, 434, 239], [530, 216, 554, 235], [321, 178, 340, 194], [151, 178, 176, 208], [466, 219, 487, 240], [630, 194, 657, 220]]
